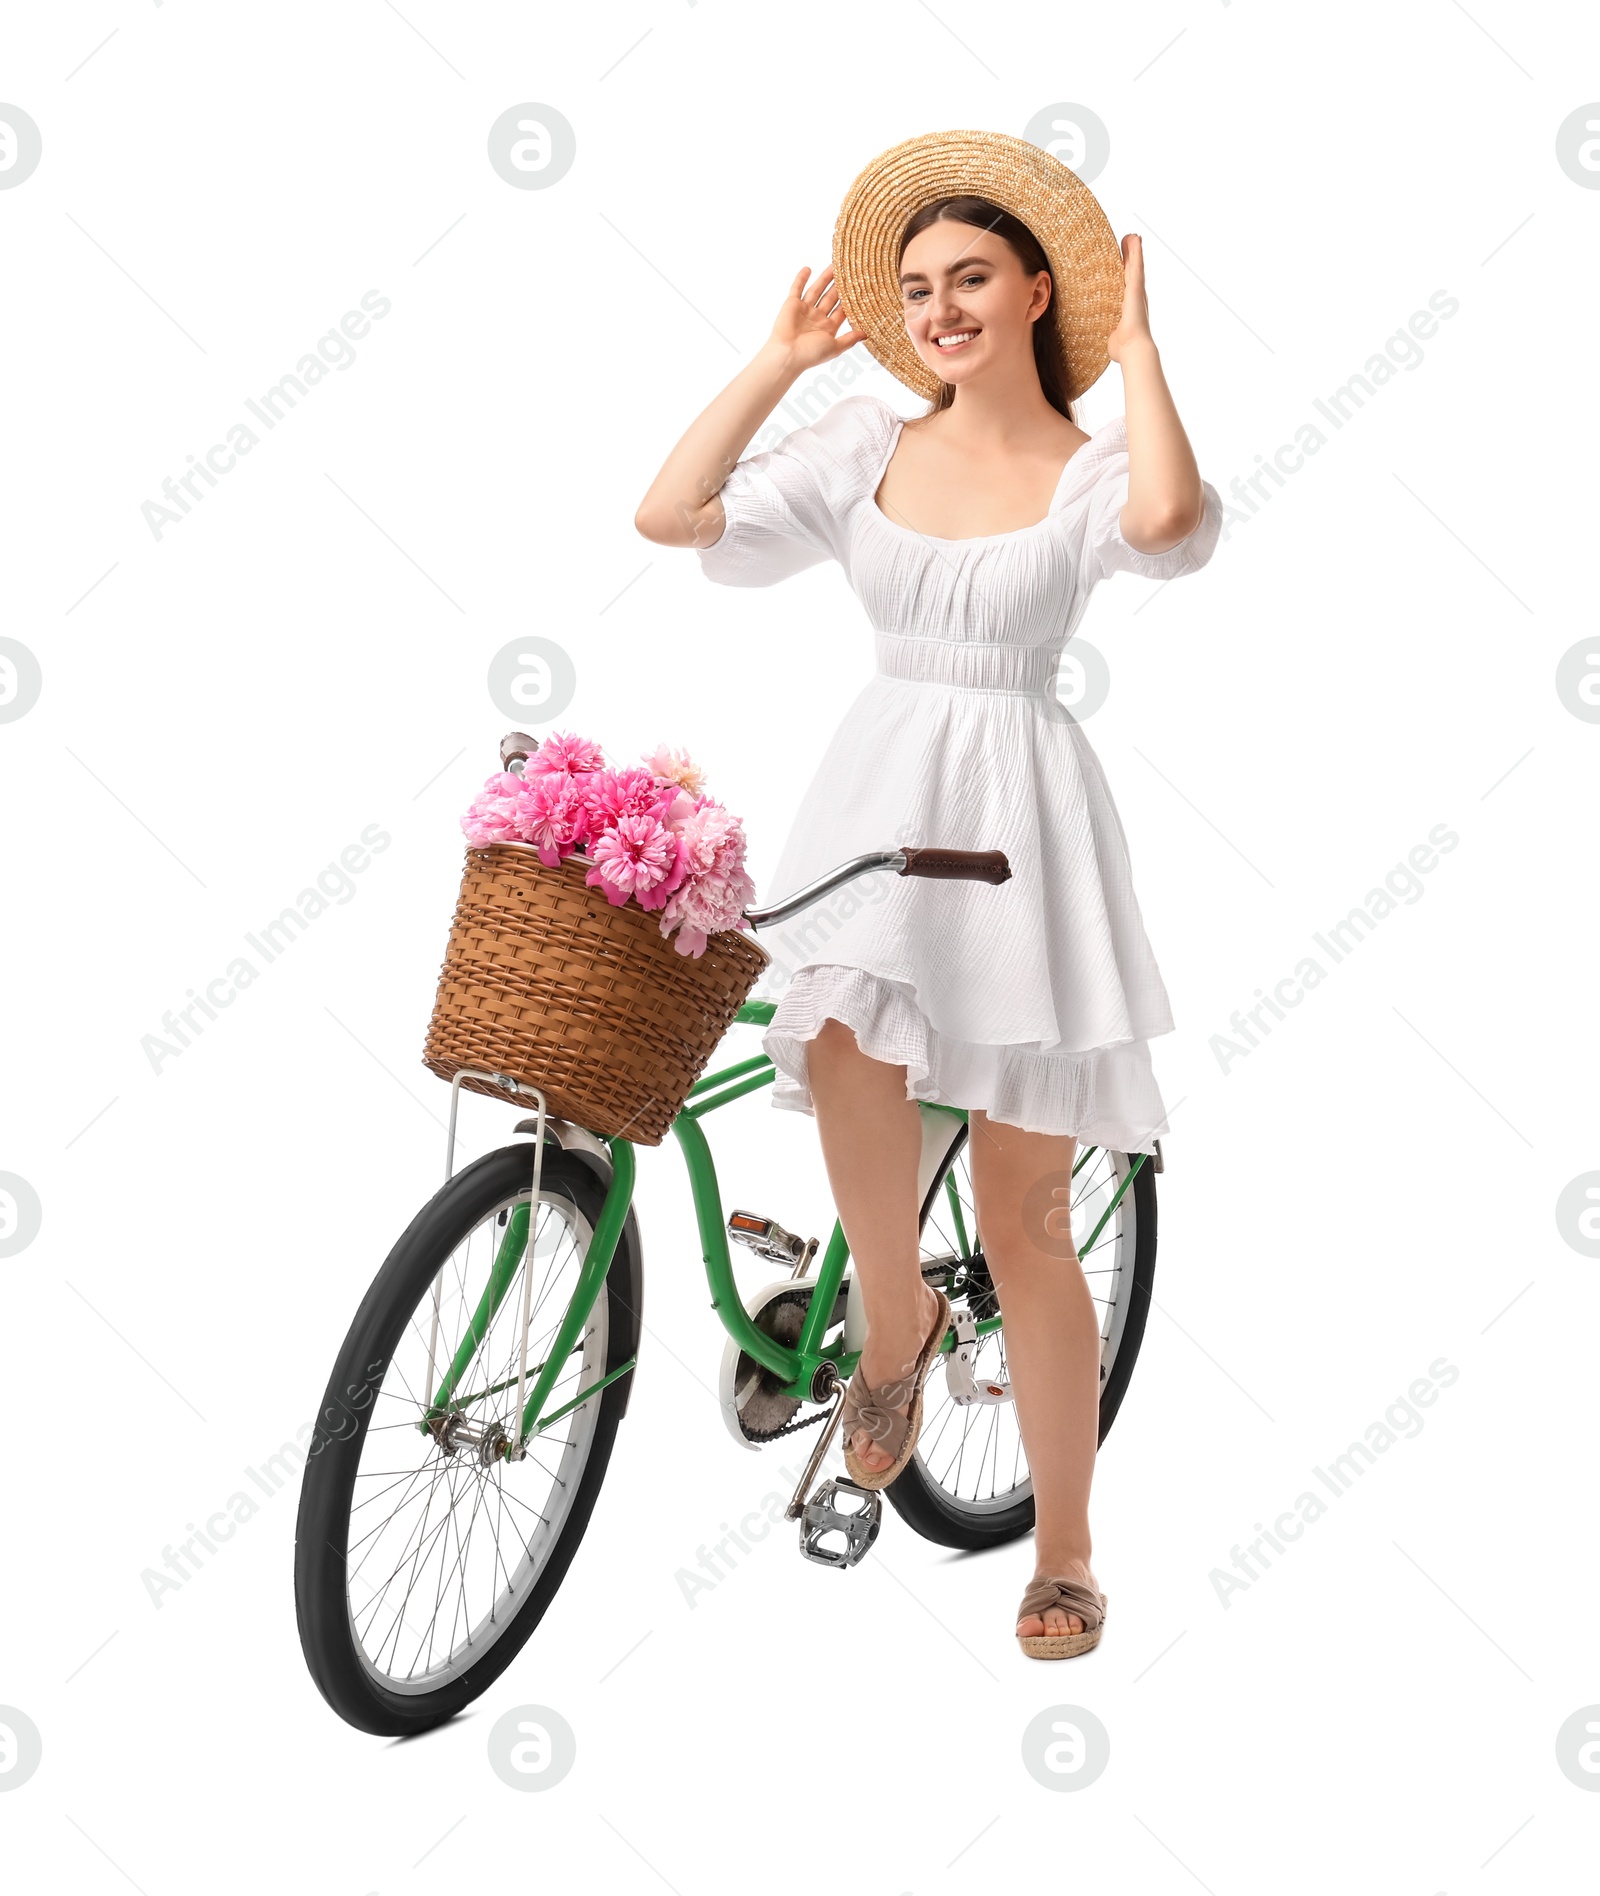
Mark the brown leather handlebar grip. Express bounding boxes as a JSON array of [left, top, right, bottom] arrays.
[[500, 731, 539, 770], [897, 847, 1012, 885]]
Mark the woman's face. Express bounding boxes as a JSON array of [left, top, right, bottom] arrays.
[[897, 217, 1051, 387]]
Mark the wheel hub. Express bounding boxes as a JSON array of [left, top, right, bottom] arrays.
[[428, 1410, 511, 1466]]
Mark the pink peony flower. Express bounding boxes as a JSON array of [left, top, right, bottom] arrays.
[[659, 860, 757, 956], [580, 766, 679, 841], [640, 742, 706, 796], [461, 770, 532, 848], [584, 812, 683, 908], [656, 795, 754, 954], [513, 770, 590, 866], [630, 829, 692, 911], [657, 784, 698, 827], [675, 795, 748, 881], [525, 730, 606, 778]]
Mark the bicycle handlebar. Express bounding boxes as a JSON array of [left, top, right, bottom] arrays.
[[743, 846, 1010, 929], [895, 847, 1011, 885]]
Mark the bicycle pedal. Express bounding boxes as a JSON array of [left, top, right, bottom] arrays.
[[727, 1209, 817, 1277], [798, 1478, 881, 1569], [945, 1306, 1012, 1405]]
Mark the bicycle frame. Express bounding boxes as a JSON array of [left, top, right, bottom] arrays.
[[429, 1000, 1149, 1460]]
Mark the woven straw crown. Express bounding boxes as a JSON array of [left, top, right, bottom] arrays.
[[831, 128, 1125, 404]]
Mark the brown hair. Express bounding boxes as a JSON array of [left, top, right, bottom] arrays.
[[896, 195, 1075, 422]]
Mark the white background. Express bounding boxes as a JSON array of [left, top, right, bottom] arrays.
[[3, 2, 1598, 1889]]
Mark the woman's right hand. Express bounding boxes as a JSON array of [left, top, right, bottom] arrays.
[[634, 265, 865, 547], [767, 264, 868, 371]]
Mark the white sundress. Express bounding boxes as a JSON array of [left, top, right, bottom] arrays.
[[697, 391, 1223, 1155]]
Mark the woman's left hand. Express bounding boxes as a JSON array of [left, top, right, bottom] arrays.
[[1106, 233, 1154, 362], [1106, 232, 1204, 552]]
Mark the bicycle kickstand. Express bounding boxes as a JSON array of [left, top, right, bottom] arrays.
[[784, 1369, 882, 1570]]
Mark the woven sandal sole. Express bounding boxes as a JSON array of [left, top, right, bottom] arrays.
[[842, 1289, 951, 1493], [1017, 1625, 1104, 1660]]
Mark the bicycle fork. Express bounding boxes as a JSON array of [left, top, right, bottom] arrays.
[[422, 1072, 635, 1462]]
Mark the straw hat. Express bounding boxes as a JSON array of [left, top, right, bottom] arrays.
[[831, 128, 1125, 404]]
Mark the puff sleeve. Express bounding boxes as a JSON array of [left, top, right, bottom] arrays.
[[1079, 417, 1223, 587], [695, 394, 886, 589]]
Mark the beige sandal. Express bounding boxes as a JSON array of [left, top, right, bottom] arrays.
[[1016, 1576, 1107, 1660], [840, 1288, 951, 1491]]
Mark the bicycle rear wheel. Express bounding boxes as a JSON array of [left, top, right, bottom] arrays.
[[885, 1124, 1157, 1551], [294, 1138, 641, 1735]]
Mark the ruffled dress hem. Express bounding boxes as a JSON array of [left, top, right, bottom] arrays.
[[762, 963, 1172, 1155]]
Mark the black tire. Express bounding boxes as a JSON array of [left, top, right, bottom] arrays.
[[294, 1139, 641, 1735], [884, 1124, 1158, 1551]]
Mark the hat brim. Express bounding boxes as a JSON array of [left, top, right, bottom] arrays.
[[832, 129, 1124, 404]]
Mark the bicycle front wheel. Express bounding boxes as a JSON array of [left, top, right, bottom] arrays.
[[294, 1139, 641, 1735], [885, 1125, 1157, 1551]]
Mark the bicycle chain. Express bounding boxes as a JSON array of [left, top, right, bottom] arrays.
[[748, 1404, 830, 1443]]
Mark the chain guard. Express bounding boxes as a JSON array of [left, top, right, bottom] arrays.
[[720, 1281, 847, 1447]]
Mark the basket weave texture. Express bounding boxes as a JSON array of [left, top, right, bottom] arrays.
[[422, 845, 770, 1146]]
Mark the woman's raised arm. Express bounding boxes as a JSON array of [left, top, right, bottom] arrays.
[[1105, 234, 1205, 554], [633, 265, 867, 549]]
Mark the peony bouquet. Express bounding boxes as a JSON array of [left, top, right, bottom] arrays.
[[459, 731, 755, 958]]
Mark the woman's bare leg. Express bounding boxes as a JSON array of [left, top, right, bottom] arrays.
[[967, 1107, 1101, 1638], [805, 1018, 941, 1475]]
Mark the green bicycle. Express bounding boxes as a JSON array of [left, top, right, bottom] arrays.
[[294, 832, 1159, 1736]]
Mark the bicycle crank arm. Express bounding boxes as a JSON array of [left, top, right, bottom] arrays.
[[780, 1367, 885, 1568], [784, 1370, 849, 1523]]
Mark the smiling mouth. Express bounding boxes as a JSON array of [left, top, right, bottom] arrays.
[[932, 329, 980, 351]]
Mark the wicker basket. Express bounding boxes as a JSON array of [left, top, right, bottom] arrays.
[[422, 844, 771, 1145]]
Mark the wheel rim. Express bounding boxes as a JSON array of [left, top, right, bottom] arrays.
[[912, 1133, 1141, 1515], [344, 1186, 608, 1696]]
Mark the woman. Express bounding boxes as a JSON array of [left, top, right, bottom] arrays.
[[635, 130, 1221, 1658]]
